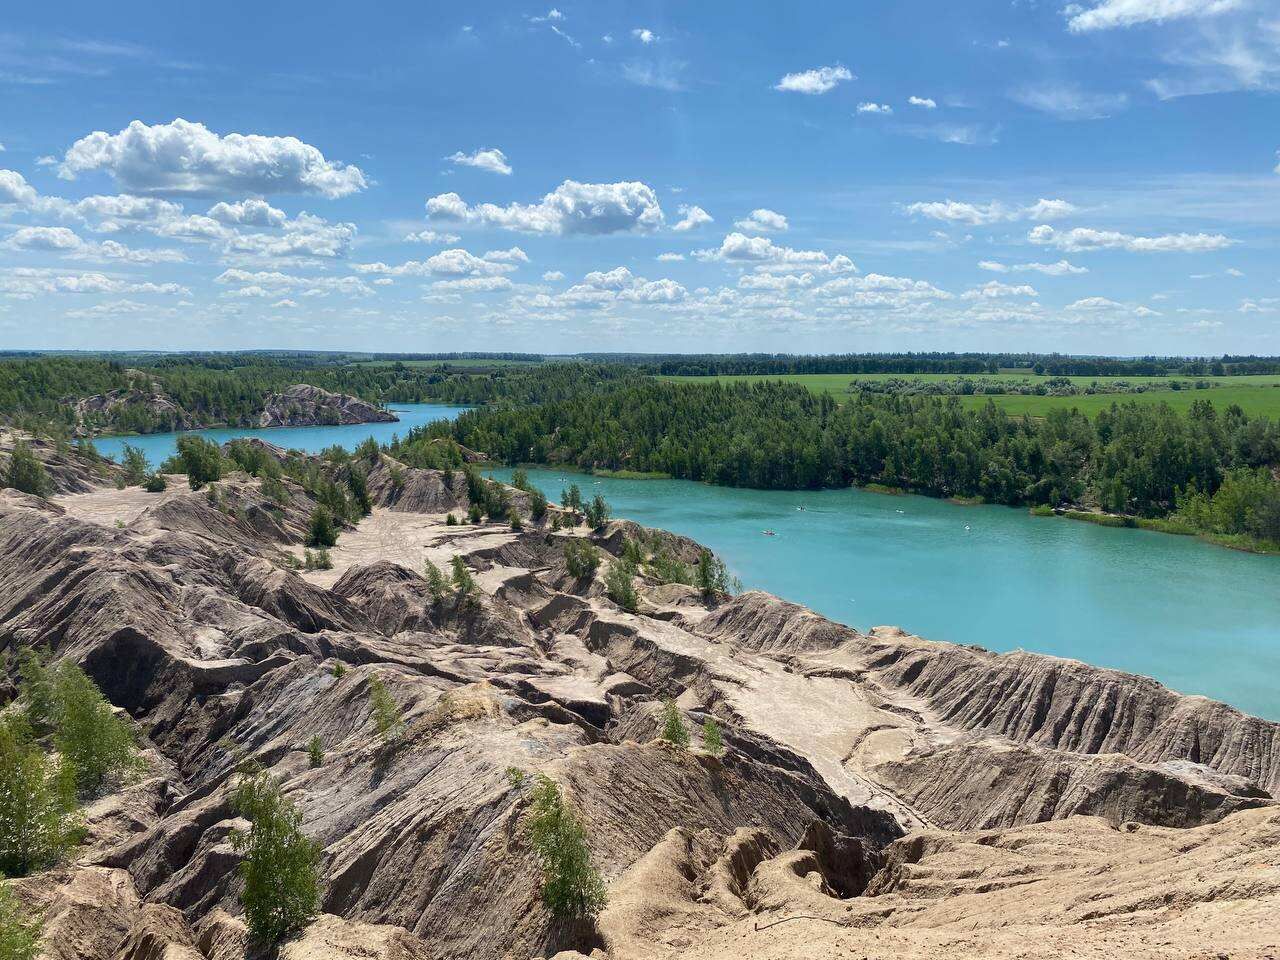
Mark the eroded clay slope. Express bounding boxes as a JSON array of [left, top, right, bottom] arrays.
[[0, 439, 1275, 960]]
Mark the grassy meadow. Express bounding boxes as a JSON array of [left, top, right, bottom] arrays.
[[659, 373, 1280, 418]]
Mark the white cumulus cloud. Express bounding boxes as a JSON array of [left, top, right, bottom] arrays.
[[857, 102, 893, 114], [734, 209, 789, 233], [672, 204, 713, 232], [57, 118, 367, 198], [906, 198, 1077, 226], [446, 147, 513, 176], [774, 65, 854, 95], [426, 180, 664, 235], [908, 96, 937, 109], [1029, 224, 1233, 252]]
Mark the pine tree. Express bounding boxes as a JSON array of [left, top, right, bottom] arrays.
[[659, 700, 689, 748]]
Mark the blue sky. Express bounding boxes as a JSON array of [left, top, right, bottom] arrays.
[[0, 0, 1277, 354]]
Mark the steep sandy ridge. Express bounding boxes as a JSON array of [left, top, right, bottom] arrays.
[[1, 440, 1278, 959]]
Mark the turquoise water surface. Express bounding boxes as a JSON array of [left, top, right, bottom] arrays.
[[93, 403, 470, 465], [487, 466, 1280, 720]]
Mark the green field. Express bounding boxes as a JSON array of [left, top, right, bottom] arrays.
[[350, 357, 545, 369], [659, 373, 1280, 418]]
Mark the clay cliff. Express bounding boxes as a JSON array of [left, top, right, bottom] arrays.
[[1, 439, 1277, 960], [64, 382, 396, 435], [256, 385, 398, 428]]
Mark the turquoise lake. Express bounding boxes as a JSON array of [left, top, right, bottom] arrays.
[[93, 408, 1280, 720], [486, 466, 1280, 721], [92, 403, 470, 465]]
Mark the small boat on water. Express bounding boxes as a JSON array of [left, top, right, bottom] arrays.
[[762, 529, 777, 536]]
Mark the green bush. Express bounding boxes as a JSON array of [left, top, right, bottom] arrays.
[[445, 513, 458, 526], [50, 662, 142, 798], [306, 507, 338, 548], [450, 556, 478, 606], [173, 435, 223, 490], [649, 551, 691, 586], [659, 700, 689, 748], [119, 443, 149, 486], [605, 559, 638, 613], [141, 473, 167, 493], [16, 652, 53, 733], [560, 484, 583, 511], [701, 718, 724, 755], [368, 677, 403, 742], [467, 504, 483, 524], [4, 442, 51, 498], [511, 468, 530, 491], [524, 775, 606, 920], [0, 718, 78, 877], [0, 880, 41, 960], [563, 539, 600, 579], [584, 494, 610, 531], [231, 770, 321, 945], [303, 548, 333, 571], [424, 559, 449, 605], [529, 488, 548, 522], [695, 551, 732, 598], [306, 736, 324, 769]]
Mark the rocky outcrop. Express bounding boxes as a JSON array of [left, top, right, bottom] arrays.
[[258, 385, 397, 428], [2, 439, 1278, 960], [71, 387, 194, 435]]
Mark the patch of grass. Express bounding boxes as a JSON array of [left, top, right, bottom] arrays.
[[948, 495, 984, 506], [861, 483, 905, 496], [1061, 510, 1135, 528], [1029, 504, 1055, 517]]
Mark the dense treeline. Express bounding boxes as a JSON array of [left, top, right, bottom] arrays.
[[417, 378, 1280, 544], [580, 352, 1280, 378], [0, 354, 592, 434]]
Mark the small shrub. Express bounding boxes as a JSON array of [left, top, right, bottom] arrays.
[[524, 775, 606, 920], [650, 551, 691, 586], [450, 556, 478, 606], [445, 513, 458, 526], [584, 494, 611, 531], [50, 662, 142, 798], [563, 539, 600, 579], [120, 443, 149, 486], [424, 559, 450, 605], [306, 507, 338, 548], [560, 484, 583, 511], [4, 442, 52, 498], [659, 700, 689, 748], [174, 435, 222, 490], [621, 537, 644, 566], [388, 464, 405, 494], [231, 770, 321, 945], [330, 663, 346, 679], [701, 718, 724, 755], [506, 766, 526, 790], [16, 651, 53, 733], [0, 879, 41, 960], [510, 514, 524, 531], [467, 504, 483, 524], [0, 717, 79, 877], [302, 549, 333, 571], [511, 468, 530, 491], [260, 476, 289, 505], [306, 736, 324, 769], [141, 473, 167, 493], [368, 677, 403, 742], [605, 559, 638, 612], [695, 551, 732, 598], [529, 489, 548, 522]]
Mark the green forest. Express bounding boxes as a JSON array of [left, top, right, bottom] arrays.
[[414, 376, 1280, 550]]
